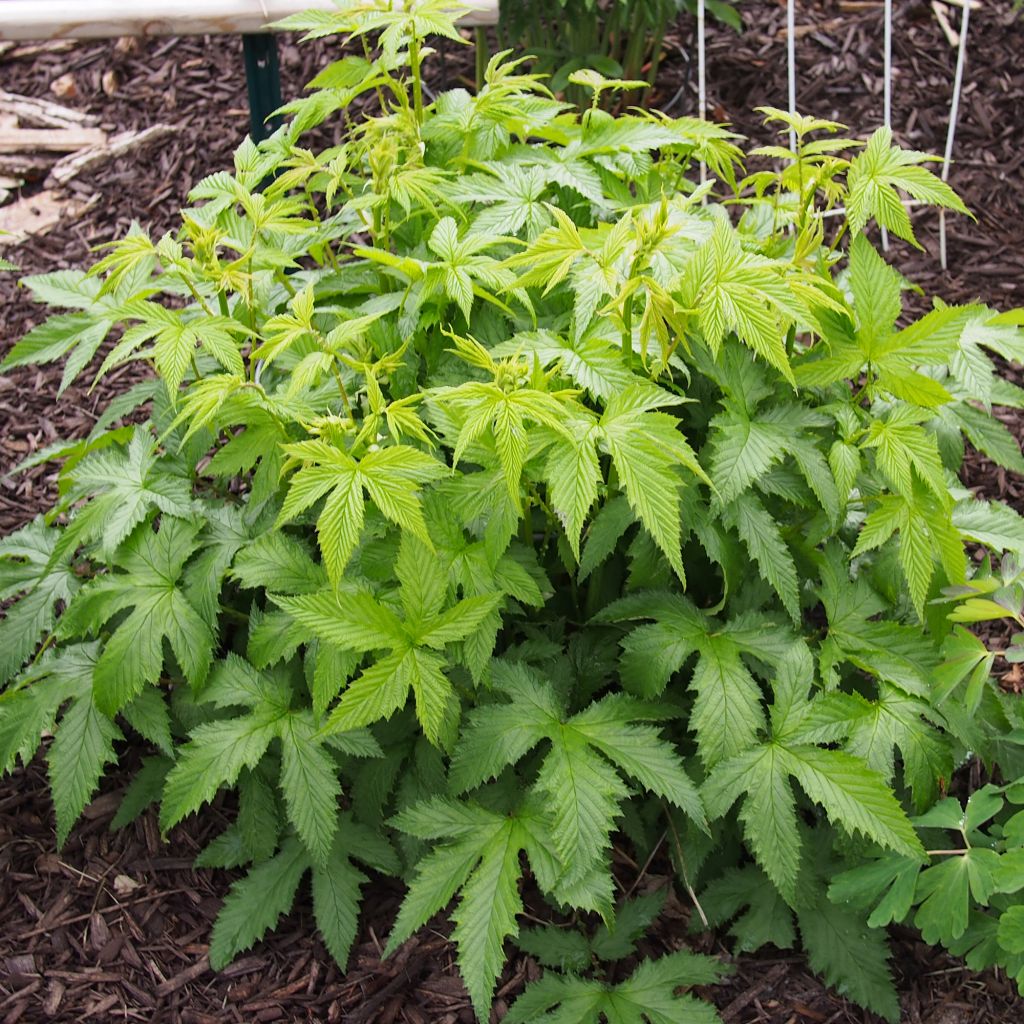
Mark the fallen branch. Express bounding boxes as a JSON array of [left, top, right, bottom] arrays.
[[932, 0, 961, 47], [0, 89, 98, 128], [46, 123, 178, 187], [0, 127, 107, 153]]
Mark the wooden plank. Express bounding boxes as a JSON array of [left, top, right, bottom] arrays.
[[0, 128, 108, 153], [0, 0, 499, 40]]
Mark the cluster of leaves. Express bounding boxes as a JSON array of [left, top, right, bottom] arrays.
[[2, 2, 1024, 1020], [830, 783, 1024, 994], [497, 0, 740, 104]]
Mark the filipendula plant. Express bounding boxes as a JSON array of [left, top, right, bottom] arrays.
[[2, 2, 1024, 1019], [497, 0, 741, 103]]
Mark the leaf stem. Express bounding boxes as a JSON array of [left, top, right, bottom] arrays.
[[331, 361, 355, 420], [409, 36, 424, 125]]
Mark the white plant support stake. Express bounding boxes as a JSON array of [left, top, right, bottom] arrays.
[[881, 0, 893, 251], [939, 0, 970, 271], [786, 0, 797, 152], [697, 0, 707, 193]]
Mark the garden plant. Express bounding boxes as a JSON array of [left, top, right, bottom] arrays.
[[3, 0, 1024, 1019], [498, 0, 740, 103]]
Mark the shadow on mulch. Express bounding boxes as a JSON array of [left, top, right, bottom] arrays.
[[3, 757, 1023, 1024], [2, 2, 1024, 1021]]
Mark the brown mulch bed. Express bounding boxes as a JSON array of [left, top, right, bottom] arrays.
[[2, 2, 1024, 1022], [3, 756, 1023, 1024]]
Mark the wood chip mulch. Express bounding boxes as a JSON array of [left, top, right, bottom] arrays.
[[2, 3, 1024, 1022]]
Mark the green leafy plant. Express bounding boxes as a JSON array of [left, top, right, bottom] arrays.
[[508, 890, 728, 1022], [497, 0, 741, 104], [1, 3, 1023, 1021]]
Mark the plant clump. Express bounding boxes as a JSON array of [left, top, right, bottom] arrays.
[[3, 2, 1024, 1019]]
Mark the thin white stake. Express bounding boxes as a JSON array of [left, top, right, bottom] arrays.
[[786, 0, 797, 152], [939, 0, 970, 270], [697, 0, 707, 192], [881, 0, 893, 250]]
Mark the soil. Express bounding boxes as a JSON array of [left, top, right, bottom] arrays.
[[2, 2, 1024, 1021]]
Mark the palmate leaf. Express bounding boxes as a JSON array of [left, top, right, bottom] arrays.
[[96, 303, 248, 396], [451, 814, 524, 1016], [724, 493, 800, 622], [678, 219, 804, 384], [690, 637, 768, 767], [160, 656, 378, 867], [545, 419, 601, 561], [846, 233, 901, 351], [209, 837, 309, 969], [0, 667, 81, 777], [429, 375, 573, 509], [952, 498, 1024, 556], [276, 537, 501, 744], [846, 126, 969, 246], [843, 685, 952, 812], [504, 949, 726, 1024], [387, 798, 526, 1019], [852, 489, 965, 618], [817, 547, 942, 696], [707, 405, 791, 503], [948, 401, 1024, 475], [58, 428, 193, 560], [58, 517, 214, 715], [578, 495, 634, 582], [0, 313, 113, 395], [450, 661, 705, 883], [313, 815, 399, 966], [277, 440, 445, 582], [861, 405, 949, 502], [704, 740, 924, 905], [279, 711, 342, 867], [196, 768, 280, 869], [181, 503, 255, 623], [0, 266, 159, 393], [0, 645, 113, 845], [597, 592, 774, 764], [699, 865, 796, 953], [160, 712, 282, 833], [703, 652, 925, 903], [784, 746, 924, 857], [798, 897, 900, 1023]]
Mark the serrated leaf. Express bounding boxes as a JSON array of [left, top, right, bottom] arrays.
[[209, 838, 309, 969], [160, 711, 281, 831], [279, 713, 341, 867], [48, 696, 122, 846], [799, 899, 899, 1022]]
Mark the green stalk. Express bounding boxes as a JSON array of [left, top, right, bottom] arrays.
[[182, 277, 217, 318], [331, 361, 355, 420], [622, 297, 633, 369], [275, 269, 297, 298], [475, 27, 488, 91], [409, 35, 424, 124]]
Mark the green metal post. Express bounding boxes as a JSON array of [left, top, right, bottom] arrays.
[[242, 34, 283, 142]]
